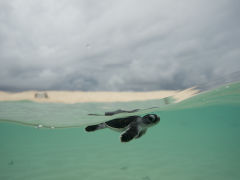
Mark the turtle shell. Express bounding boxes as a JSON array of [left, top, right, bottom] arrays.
[[105, 116, 139, 128]]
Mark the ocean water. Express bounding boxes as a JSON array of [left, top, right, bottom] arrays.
[[0, 82, 240, 180]]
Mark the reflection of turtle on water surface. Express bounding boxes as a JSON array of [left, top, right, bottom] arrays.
[[86, 109, 160, 143]]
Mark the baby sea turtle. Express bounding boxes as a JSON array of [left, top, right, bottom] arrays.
[[85, 114, 160, 142]]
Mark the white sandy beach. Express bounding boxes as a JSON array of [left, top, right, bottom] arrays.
[[0, 88, 199, 104]]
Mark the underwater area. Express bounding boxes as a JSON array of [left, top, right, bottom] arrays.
[[0, 82, 240, 180]]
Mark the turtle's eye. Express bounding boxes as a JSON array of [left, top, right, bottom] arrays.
[[149, 115, 155, 121], [148, 116, 153, 121], [144, 114, 160, 125], [143, 114, 159, 125]]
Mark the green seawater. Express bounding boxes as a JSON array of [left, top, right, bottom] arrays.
[[0, 82, 240, 180]]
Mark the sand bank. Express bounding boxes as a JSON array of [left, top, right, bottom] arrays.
[[0, 88, 199, 104]]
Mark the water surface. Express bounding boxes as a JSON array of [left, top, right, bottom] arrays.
[[0, 82, 240, 180]]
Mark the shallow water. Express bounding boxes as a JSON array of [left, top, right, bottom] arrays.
[[0, 83, 240, 180]]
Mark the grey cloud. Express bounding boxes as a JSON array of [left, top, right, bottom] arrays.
[[0, 0, 240, 91]]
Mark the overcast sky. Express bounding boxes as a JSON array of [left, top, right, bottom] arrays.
[[0, 0, 239, 91]]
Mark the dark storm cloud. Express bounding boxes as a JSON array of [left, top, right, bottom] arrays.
[[0, 0, 239, 91]]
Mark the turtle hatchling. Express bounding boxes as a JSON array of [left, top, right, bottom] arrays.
[[85, 114, 160, 143]]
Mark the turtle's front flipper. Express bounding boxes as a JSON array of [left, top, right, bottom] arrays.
[[85, 123, 106, 132], [120, 123, 139, 142]]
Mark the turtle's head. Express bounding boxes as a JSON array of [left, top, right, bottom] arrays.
[[142, 114, 160, 127]]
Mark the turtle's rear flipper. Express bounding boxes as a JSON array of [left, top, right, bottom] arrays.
[[120, 124, 139, 142], [85, 123, 106, 132]]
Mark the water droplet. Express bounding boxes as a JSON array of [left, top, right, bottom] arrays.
[[85, 43, 91, 49], [142, 176, 151, 180], [8, 160, 14, 165], [37, 124, 43, 128], [120, 166, 128, 170]]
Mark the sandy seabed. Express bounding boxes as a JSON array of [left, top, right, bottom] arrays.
[[0, 88, 199, 104]]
